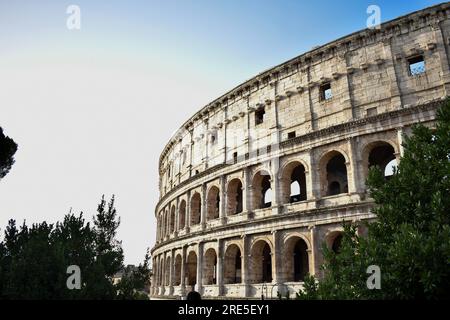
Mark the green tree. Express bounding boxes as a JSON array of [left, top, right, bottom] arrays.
[[116, 251, 152, 300], [0, 127, 18, 180], [298, 99, 450, 300], [0, 195, 150, 299]]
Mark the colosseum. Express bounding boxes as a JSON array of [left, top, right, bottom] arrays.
[[150, 3, 450, 299]]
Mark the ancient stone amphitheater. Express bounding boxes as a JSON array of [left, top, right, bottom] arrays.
[[151, 3, 450, 299]]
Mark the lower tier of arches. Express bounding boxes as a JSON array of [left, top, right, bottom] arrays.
[[151, 208, 371, 299]]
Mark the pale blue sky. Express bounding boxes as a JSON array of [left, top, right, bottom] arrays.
[[0, 0, 443, 264]]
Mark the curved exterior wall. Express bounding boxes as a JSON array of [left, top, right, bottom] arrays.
[[151, 3, 450, 299]]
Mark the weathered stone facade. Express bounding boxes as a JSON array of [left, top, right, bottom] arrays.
[[151, 3, 450, 299]]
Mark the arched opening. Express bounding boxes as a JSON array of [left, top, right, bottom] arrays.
[[186, 251, 197, 286], [249, 240, 272, 283], [170, 206, 175, 233], [174, 254, 182, 286], [164, 210, 169, 237], [252, 171, 272, 210], [322, 151, 348, 196], [158, 259, 163, 286], [227, 179, 243, 215], [224, 244, 242, 284], [206, 186, 220, 221], [179, 200, 186, 230], [284, 237, 309, 282], [165, 256, 171, 286], [203, 248, 217, 285], [281, 162, 307, 204], [190, 192, 201, 225], [332, 234, 343, 254], [368, 143, 397, 179], [328, 181, 341, 195]]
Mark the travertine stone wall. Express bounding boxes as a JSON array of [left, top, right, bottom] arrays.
[[151, 3, 449, 299]]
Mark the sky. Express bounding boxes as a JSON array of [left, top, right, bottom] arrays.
[[0, 0, 443, 265]]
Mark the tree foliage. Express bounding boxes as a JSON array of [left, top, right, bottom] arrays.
[[0, 127, 18, 180], [0, 195, 151, 299], [297, 99, 450, 299]]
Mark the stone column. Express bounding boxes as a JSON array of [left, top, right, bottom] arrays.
[[222, 101, 229, 164], [219, 175, 227, 225], [180, 246, 187, 296], [196, 242, 204, 293], [433, 21, 450, 95], [242, 167, 251, 215], [216, 239, 224, 296], [397, 127, 405, 158], [271, 158, 281, 215], [308, 225, 318, 276], [347, 137, 362, 194], [189, 130, 194, 178], [185, 190, 191, 233], [272, 230, 282, 291], [174, 197, 179, 237], [242, 235, 250, 297], [169, 249, 174, 295], [203, 118, 209, 170], [382, 36, 403, 110], [307, 149, 320, 202], [201, 183, 207, 230]]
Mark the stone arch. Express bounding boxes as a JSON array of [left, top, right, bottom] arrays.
[[202, 248, 217, 285], [206, 186, 220, 221], [319, 150, 349, 196], [224, 243, 242, 284], [252, 170, 272, 210], [249, 239, 273, 283], [179, 199, 186, 230], [227, 178, 243, 215], [164, 209, 169, 237], [325, 229, 344, 254], [186, 250, 198, 286], [280, 161, 307, 204], [362, 140, 397, 180], [165, 256, 171, 286], [283, 236, 310, 282], [159, 257, 164, 286], [174, 254, 182, 286], [190, 192, 201, 225], [170, 205, 176, 233]]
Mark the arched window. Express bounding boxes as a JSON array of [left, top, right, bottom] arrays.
[[321, 151, 348, 196], [282, 162, 307, 203], [174, 255, 182, 286], [186, 251, 197, 286], [252, 171, 272, 210], [203, 249, 217, 285], [284, 237, 309, 282], [170, 206, 176, 233], [227, 179, 243, 215], [190, 193, 201, 225], [207, 186, 220, 221], [224, 244, 242, 284], [249, 240, 272, 283], [165, 256, 171, 286], [368, 143, 397, 179], [179, 200, 186, 230]]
